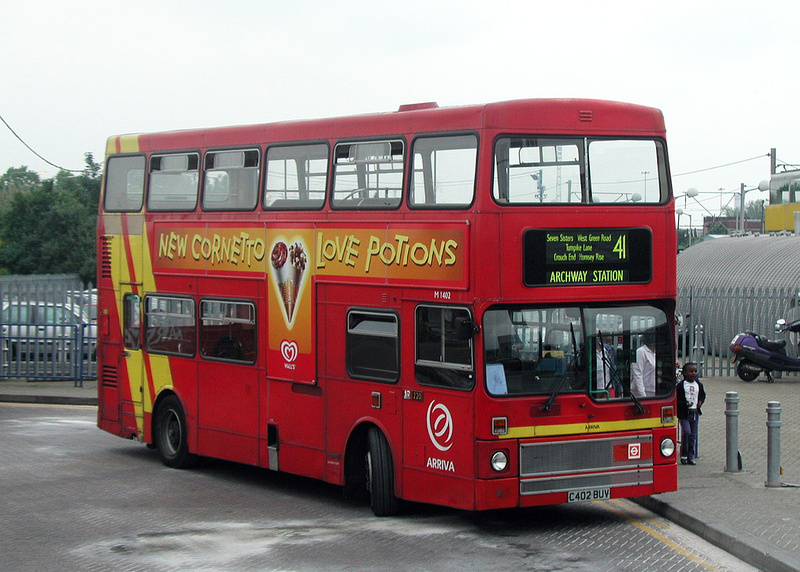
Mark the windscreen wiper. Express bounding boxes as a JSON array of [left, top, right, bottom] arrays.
[[628, 388, 645, 414], [542, 372, 569, 412], [597, 330, 625, 392], [542, 322, 579, 412], [597, 329, 644, 414]]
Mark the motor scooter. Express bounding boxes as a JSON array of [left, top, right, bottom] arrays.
[[729, 319, 800, 382]]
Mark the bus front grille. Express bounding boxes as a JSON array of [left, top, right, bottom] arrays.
[[520, 468, 653, 495], [519, 433, 653, 495]]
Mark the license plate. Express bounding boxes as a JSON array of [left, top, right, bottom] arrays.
[[567, 487, 611, 503]]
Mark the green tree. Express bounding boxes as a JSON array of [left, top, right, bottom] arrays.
[[0, 155, 100, 283], [0, 166, 41, 202], [677, 228, 690, 249], [723, 199, 766, 220], [708, 221, 729, 235]]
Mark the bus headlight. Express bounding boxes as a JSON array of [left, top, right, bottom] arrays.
[[660, 438, 676, 458], [490, 451, 508, 472]]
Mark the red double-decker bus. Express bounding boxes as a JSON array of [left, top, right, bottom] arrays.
[[97, 98, 678, 515]]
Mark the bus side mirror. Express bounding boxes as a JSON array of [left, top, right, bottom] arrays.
[[454, 317, 479, 340]]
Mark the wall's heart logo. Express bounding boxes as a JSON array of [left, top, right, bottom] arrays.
[[280, 340, 298, 362]]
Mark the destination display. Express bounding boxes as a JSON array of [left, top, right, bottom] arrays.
[[523, 228, 652, 286]]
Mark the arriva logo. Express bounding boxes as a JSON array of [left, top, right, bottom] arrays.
[[426, 401, 453, 451]]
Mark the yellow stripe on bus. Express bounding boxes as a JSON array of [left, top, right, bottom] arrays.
[[500, 417, 673, 439], [105, 134, 141, 154]]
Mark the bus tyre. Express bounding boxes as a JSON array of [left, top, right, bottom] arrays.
[[366, 428, 400, 516], [154, 395, 199, 469]]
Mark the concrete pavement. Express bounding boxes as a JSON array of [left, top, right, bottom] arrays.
[[2, 375, 798, 571], [634, 376, 800, 572], [0, 377, 98, 406]]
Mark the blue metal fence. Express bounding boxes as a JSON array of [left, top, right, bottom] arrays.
[[678, 284, 800, 379], [0, 275, 96, 385]]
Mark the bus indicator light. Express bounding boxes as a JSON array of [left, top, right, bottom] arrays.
[[491, 417, 508, 436]]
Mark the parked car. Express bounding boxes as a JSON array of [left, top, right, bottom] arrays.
[[1, 301, 97, 363], [66, 288, 98, 323]]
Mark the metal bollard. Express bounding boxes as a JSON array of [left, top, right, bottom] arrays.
[[725, 392, 742, 472], [766, 401, 782, 487]]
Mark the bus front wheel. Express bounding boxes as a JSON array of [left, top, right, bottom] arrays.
[[366, 427, 400, 516], [154, 395, 199, 469]]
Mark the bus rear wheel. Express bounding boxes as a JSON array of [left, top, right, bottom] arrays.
[[366, 427, 400, 516], [154, 395, 199, 469]]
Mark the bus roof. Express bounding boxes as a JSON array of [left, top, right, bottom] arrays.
[[106, 98, 667, 156]]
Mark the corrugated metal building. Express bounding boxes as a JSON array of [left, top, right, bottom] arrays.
[[677, 233, 800, 367], [678, 233, 800, 290]]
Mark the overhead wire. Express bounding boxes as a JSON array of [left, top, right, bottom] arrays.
[[671, 154, 770, 178], [0, 113, 83, 173], [775, 156, 800, 172]]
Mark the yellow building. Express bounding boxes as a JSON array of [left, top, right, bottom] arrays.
[[765, 169, 800, 232]]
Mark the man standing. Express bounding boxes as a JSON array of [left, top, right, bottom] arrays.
[[631, 335, 656, 397]]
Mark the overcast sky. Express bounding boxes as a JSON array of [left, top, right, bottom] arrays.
[[2, 0, 798, 225]]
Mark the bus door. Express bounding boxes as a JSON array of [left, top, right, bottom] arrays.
[[117, 291, 145, 438], [401, 303, 477, 510], [196, 295, 260, 465], [319, 284, 403, 486]]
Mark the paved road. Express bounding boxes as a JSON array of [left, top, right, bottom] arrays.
[[0, 403, 755, 571]]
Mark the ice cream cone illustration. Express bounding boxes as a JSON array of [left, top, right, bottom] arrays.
[[271, 240, 307, 324]]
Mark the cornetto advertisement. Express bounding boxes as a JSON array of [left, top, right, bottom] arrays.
[[151, 222, 468, 382]]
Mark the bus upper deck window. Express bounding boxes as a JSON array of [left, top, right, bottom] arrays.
[[410, 134, 477, 208], [493, 136, 667, 205], [493, 138, 583, 204], [332, 140, 403, 209], [587, 139, 665, 204], [148, 153, 199, 212], [264, 143, 328, 210], [104, 155, 145, 212], [202, 149, 259, 211]]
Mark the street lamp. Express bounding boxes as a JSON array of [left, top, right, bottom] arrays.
[[641, 171, 650, 196], [676, 208, 694, 248], [685, 213, 693, 246], [678, 187, 699, 208], [675, 188, 701, 246], [738, 180, 770, 233]]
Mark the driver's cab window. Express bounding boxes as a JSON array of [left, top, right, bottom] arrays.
[[415, 305, 474, 390]]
